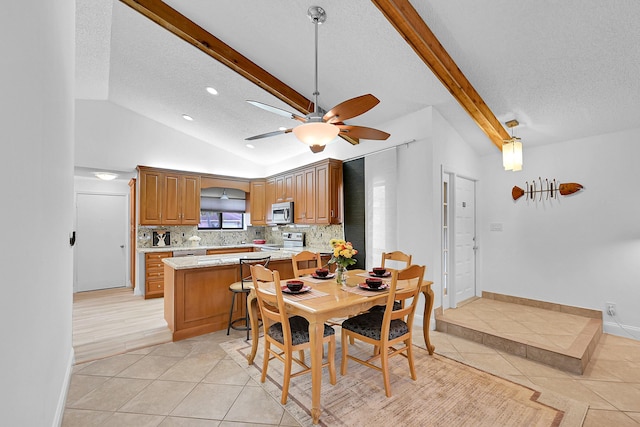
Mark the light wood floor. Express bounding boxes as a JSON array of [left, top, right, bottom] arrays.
[[72, 287, 172, 365]]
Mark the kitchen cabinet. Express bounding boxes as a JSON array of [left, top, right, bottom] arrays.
[[290, 159, 342, 225], [139, 169, 163, 224], [145, 251, 171, 299], [315, 160, 343, 224], [163, 257, 295, 341], [294, 167, 316, 223], [265, 178, 276, 223], [249, 180, 267, 225], [138, 167, 201, 226], [275, 173, 294, 203]]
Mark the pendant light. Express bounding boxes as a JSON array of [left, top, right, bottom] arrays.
[[220, 189, 229, 200], [503, 120, 523, 171]]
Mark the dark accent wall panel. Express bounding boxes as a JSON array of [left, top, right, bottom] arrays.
[[343, 158, 366, 270]]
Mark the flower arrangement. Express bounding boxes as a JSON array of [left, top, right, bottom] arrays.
[[328, 239, 358, 268]]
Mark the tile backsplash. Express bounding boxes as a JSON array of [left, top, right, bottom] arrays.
[[137, 224, 344, 249]]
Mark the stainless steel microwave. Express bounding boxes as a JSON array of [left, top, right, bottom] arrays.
[[271, 202, 294, 224]]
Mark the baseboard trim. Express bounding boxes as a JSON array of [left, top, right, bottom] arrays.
[[53, 346, 74, 427], [603, 320, 640, 341]]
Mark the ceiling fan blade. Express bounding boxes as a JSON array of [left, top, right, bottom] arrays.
[[323, 94, 380, 123], [339, 134, 360, 145], [245, 128, 292, 141], [309, 144, 326, 153], [337, 125, 390, 140], [247, 100, 307, 122]]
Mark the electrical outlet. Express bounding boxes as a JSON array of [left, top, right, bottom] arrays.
[[606, 302, 616, 317]]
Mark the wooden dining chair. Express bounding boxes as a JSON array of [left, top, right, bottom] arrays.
[[380, 251, 412, 270], [340, 264, 426, 397], [251, 264, 337, 404], [291, 250, 323, 277], [369, 251, 413, 313]]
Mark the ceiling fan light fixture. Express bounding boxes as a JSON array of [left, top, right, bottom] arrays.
[[293, 121, 339, 147]]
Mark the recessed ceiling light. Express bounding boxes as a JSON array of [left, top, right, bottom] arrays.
[[206, 86, 218, 95], [94, 172, 118, 181], [182, 114, 194, 121], [246, 143, 255, 149], [278, 126, 287, 131]]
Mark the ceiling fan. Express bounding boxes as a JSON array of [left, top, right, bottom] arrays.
[[245, 6, 390, 153]]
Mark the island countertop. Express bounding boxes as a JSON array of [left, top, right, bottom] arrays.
[[161, 249, 297, 270]]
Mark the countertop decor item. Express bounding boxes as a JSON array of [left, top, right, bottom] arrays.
[[153, 231, 170, 247], [188, 235, 202, 246], [328, 239, 358, 285]]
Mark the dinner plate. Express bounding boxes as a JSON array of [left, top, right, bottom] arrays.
[[368, 271, 391, 277], [359, 282, 390, 291], [312, 273, 335, 280], [281, 285, 312, 294]]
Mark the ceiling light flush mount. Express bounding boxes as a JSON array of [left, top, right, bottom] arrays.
[[94, 172, 118, 181], [503, 119, 523, 172], [182, 114, 194, 121], [206, 86, 218, 95]]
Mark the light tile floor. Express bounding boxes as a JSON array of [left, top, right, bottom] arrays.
[[66, 290, 640, 426], [64, 327, 640, 426], [64, 329, 302, 427]]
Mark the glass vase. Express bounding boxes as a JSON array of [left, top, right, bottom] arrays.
[[335, 265, 347, 286]]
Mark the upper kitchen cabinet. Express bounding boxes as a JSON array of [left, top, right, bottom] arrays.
[[294, 167, 316, 224], [265, 178, 276, 223], [274, 173, 294, 203], [138, 166, 201, 226], [315, 159, 343, 224], [249, 180, 267, 226], [288, 159, 343, 225]]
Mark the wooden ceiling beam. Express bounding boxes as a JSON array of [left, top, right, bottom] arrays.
[[119, 0, 313, 115], [372, 0, 509, 150]]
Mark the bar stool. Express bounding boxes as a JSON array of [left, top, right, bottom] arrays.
[[227, 255, 271, 340]]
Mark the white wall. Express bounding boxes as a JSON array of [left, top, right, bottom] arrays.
[[478, 128, 640, 337], [0, 2, 75, 425], [75, 100, 265, 177], [368, 107, 481, 323], [430, 109, 482, 309]]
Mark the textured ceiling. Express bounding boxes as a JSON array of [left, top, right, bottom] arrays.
[[76, 0, 640, 169]]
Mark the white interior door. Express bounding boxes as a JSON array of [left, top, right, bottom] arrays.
[[76, 193, 127, 292], [452, 176, 476, 305]]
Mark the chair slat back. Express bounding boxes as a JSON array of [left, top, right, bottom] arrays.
[[380, 251, 412, 270], [382, 264, 426, 333], [250, 264, 291, 342], [292, 250, 322, 277]]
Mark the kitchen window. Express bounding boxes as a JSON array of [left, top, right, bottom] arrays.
[[199, 211, 244, 230]]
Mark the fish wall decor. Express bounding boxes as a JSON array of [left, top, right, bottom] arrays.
[[512, 178, 583, 201]]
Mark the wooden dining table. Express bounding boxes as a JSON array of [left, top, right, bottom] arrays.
[[246, 269, 434, 425]]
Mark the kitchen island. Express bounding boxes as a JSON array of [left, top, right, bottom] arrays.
[[161, 250, 296, 341]]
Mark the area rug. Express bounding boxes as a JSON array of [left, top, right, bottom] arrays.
[[221, 338, 587, 427]]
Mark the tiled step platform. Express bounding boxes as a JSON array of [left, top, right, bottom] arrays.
[[435, 292, 602, 374]]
